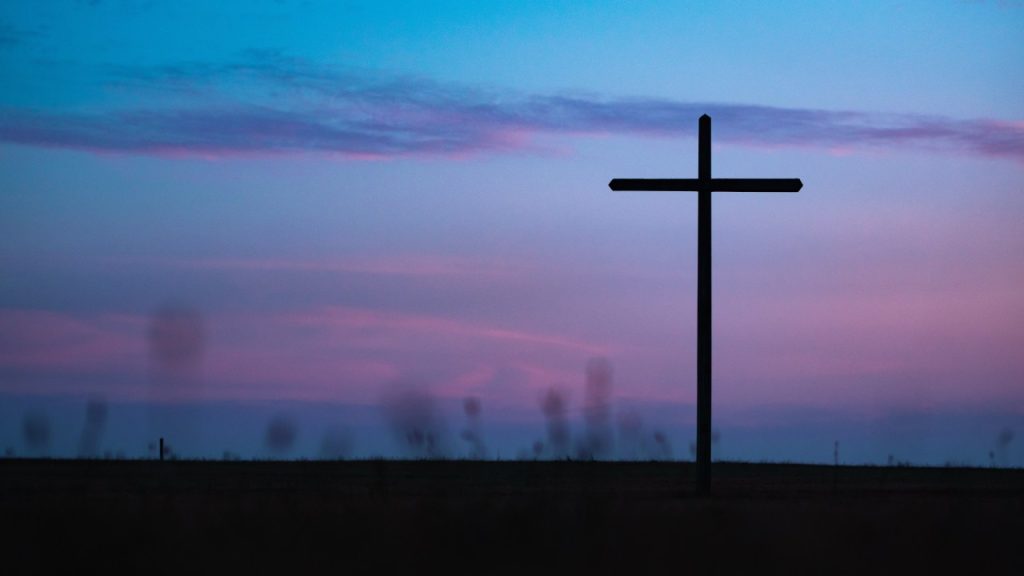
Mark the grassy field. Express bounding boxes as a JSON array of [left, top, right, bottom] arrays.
[[2, 459, 1022, 574]]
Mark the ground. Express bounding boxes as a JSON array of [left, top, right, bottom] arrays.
[[2, 460, 1021, 574]]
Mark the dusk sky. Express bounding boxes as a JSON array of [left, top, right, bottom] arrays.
[[1, 1, 1022, 464]]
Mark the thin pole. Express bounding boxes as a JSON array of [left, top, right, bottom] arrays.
[[696, 115, 712, 496]]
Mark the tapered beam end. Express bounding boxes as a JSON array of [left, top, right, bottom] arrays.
[[795, 179, 804, 192], [608, 179, 621, 191], [700, 113, 711, 121]]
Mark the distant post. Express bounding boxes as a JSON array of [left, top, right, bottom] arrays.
[[159, 437, 165, 461], [610, 115, 802, 495]]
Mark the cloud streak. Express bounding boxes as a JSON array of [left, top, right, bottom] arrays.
[[1, 52, 1021, 161], [0, 304, 605, 404], [112, 254, 525, 281]]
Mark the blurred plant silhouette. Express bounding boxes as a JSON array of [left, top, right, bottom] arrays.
[[22, 411, 51, 456]]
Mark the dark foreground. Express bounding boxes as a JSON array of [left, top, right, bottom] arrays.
[[2, 460, 1022, 574]]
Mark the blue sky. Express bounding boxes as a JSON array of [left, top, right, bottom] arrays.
[[3, 1, 1021, 114], [1, 1, 1022, 463]]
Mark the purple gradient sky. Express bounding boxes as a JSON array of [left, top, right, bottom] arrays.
[[1, 1, 1022, 463]]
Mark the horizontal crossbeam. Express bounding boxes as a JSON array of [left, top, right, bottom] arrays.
[[609, 178, 802, 192]]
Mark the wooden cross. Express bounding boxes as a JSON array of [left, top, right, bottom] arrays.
[[609, 114, 802, 495]]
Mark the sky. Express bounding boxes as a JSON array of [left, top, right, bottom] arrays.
[[1, 1, 1023, 464]]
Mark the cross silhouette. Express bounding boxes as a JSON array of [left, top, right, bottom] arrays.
[[609, 114, 802, 495]]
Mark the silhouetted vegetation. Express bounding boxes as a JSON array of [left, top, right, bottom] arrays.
[[319, 426, 354, 460], [77, 397, 108, 457], [460, 396, 486, 459], [264, 414, 297, 456], [382, 386, 447, 458], [539, 386, 571, 459], [21, 411, 50, 455]]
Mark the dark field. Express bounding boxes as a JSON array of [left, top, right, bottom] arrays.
[[2, 459, 1022, 574]]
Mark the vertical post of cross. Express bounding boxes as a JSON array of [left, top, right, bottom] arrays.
[[696, 114, 713, 496], [159, 437, 165, 461]]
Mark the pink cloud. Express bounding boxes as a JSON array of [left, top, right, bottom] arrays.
[[0, 309, 144, 372], [282, 305, 610, 356], [4, 228, 1021, 416], [713, 284, 1024, 410], [188, 306, 612, 406], [0, 304, 608, 406]]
